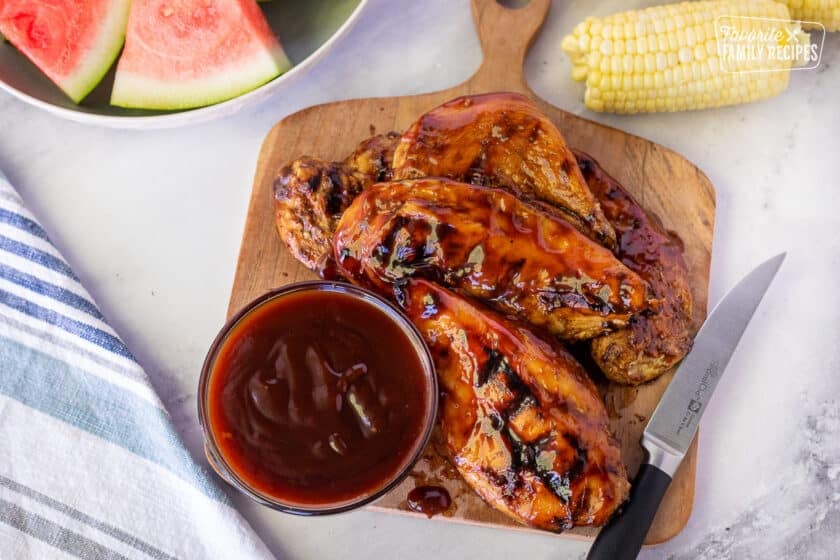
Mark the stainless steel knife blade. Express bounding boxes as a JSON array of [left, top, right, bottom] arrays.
[[642, 252, 786, 475], [587, 254, 785, 560]]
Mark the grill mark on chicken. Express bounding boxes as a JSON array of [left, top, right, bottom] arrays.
[[477, 348, 505, 387], [401, 279, 629, 530], [335, 178, 650, 341]]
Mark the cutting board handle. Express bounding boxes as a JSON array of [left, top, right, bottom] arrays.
[[468, 0, 551, 93]]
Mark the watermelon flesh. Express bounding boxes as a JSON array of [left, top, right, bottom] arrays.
[[0, 0, 131, 103], [111, 0, 292, 110]]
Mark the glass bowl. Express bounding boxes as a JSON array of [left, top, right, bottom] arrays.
[[198, 281, 438, 515]]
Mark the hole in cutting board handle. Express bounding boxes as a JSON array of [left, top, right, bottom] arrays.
[[496, 0, 531, 8]]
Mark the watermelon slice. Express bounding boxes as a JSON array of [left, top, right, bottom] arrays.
[[110, 0, 292, 110], [0, 0, 131, 103]]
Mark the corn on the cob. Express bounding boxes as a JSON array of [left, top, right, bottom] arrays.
[[781, 0, 840, 31], [562, 0, 810, 113]]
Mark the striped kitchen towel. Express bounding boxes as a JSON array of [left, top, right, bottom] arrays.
[[0, 171, 273, 559]]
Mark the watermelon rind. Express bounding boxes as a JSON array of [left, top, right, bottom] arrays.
[[110, 43, 292, 111], [61, 0, 131, 103], [1, 0, 131, 103]]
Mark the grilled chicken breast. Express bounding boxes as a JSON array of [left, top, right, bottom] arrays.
[[334, 178, 650, 341], [402, 279, 629, 530], [272, 105, 690, 381], [575, 151, 693, 384], [391, 93, 617, 249], [273, 133, 399, 272]]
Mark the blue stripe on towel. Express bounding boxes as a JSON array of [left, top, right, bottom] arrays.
[[0, 289, 132, 360], [0, 235, 78, 281], [0, 263, 103, 320], [0, 335, 226, 503], [0, 208, 50, 242]]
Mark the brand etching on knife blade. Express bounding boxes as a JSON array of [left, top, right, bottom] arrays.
[[677, 360, 720, 436]]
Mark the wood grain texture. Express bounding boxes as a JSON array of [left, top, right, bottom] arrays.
[[228, 0, 714, 545]]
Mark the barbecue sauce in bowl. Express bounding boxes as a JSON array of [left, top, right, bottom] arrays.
[[200, 282, 437, 513]]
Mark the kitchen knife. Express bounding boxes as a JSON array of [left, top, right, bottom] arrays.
[[587, 253, 786, 560]]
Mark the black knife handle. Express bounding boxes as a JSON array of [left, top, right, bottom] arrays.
[[586, 463, 672, 560]]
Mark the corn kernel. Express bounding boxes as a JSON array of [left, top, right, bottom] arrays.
[[579, 34, 591, 51], [634, 55, 645, 73], [668, 51, 679, 67], [654, 72, 665, 88], [617, 39, 628, 55]]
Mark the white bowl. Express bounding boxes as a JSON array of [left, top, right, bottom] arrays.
[[0, 0, 366, 129]]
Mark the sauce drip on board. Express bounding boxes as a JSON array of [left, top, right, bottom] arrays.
[[407, 485, 452, 517], [207, 288, 432, 506]]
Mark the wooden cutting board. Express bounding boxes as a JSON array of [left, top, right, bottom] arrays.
[[228, 0, 715, 545]]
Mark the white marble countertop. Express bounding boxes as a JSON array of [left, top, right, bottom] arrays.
[[2, 1, 838, 558]]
